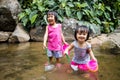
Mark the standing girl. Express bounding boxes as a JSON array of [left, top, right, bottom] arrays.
[[43, 11, 67, 67], [64, 25, 97, 72]]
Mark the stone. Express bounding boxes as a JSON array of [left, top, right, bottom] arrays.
[[0, 31, 12, 42], [8, 23, 30, 43]]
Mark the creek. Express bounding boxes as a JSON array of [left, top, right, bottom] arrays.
[[0, 42, 120, 80]]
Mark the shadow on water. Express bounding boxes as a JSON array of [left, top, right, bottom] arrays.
[[0, 42, 120, 80]]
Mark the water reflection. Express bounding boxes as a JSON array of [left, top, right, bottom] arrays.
[[0, 42, 120, 80], [0, 42, 45, 80]]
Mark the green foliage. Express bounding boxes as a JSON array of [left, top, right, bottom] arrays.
[[18, 0, 120, 33]]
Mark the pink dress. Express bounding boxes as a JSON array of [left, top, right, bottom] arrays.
[[48, 24, 62, 51]]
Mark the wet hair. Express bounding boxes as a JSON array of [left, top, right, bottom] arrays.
[[47, 11, 58, 21], [74, 25, 90, 41]]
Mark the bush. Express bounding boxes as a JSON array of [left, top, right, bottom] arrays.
[[18, 0, 120, 33]]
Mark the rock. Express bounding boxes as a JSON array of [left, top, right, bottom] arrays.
[[62, 18, 101, 41], [0, 0, 21, 20], [30, 26, 45, 42], [108, 33, 120, 48], [0, 7, 16, 31], [88, 34, 108, 48], [8, 23, 30, 43], [0, 31, 12, 42], [89, 30, 120, 55], [0, 0, 21, 31], [62, 18, 76, 41]]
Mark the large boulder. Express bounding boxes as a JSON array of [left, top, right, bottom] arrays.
[[0, 0, 21, 20], [8, 23, 30, 43], [62, 18, 77, 41], [62, 18, 101, 40], [0, 0, 21, 32], [30, 26, 45, 42], [108, 33, 120, 48], [0, 7, 16, 31], [90, 27, 120, 55]]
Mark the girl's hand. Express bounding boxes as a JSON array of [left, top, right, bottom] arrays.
[[92, 57, 97, 62], [64, 42, 69, 45], [64, 50, 69, 55], [43, 43, 47, 49]]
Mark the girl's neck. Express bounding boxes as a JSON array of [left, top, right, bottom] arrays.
[[49, 23, 57, 28], [49, 22, 56, 26], [78, 41, 86, 48]]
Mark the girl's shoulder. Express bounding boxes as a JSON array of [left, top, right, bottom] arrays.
[[72, 40, 78, 47], [72, 41, 91, 48], [86, 42, 91, 48], [56, 23, 62, 27]]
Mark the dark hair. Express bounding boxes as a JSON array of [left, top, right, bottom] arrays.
[[47, 11, 58, 21], [74, 25, 90, 41]]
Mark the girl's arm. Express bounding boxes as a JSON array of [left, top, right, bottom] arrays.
[[61, 32, 67, 44], [64, 42, 74, 55], [60, 24, 67, 44], [43, 26, 48, 48], [88, 48, 97, 61]]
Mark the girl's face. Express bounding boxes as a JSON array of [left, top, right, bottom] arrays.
[[47, 14, 56, 25], [76, 31, 88, 43]]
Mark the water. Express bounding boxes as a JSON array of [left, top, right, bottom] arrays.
[[0, 42, 120, 80]]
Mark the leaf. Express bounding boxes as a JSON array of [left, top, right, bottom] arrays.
[[38, 5, 45, 12], [98, 3, 105, 11], [67, 2, 74, 7], [65, 7, 71, 17], [47, 1, 55, 6], [89, 10, 94, 18], [33, 0, 37, 4], [77, 11, 82, 20], [74, 2, 81, 8], [80, 3, 88, 8], [94, 17, 101, 24], [21, 17, 28, 26], [112, 12, 116, 19], [30, 14, 38, 24], [109, 26, 114, 32], [106, 6, 111, 12], [83, 9, 90, 17], [89, 23, 97, 34], [18, 12, 26, 20], [57, 14, 63, 22], [61, 2, 66, 8], [25, 8, 31, 15], [43, 15, 48, 24], [104, 12, 111, 21], [29, 10, 38, 24]]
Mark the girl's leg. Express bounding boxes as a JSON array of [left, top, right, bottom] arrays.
[[56, 58, 62, 68], [56, 58, 60, 63], [44, 56, 53, 66], [45, 49, 53, 65], [71, 61, 79, 71], [53, 50, 62, 68], [71, 65, 78, 71], [49, 57, 53, 63]]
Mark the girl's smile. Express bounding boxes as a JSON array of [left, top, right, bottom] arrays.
[[77, 32, 87, 42], [47, 14, 56, 25]]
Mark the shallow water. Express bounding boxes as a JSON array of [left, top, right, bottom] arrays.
[[0, 42, 120, 80]]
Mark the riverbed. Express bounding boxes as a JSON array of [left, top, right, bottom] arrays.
[[0, 42, 120, 80]]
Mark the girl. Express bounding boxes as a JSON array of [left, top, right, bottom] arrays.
[[64, 25, 97, 72], [43, 11, 67, 67]]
